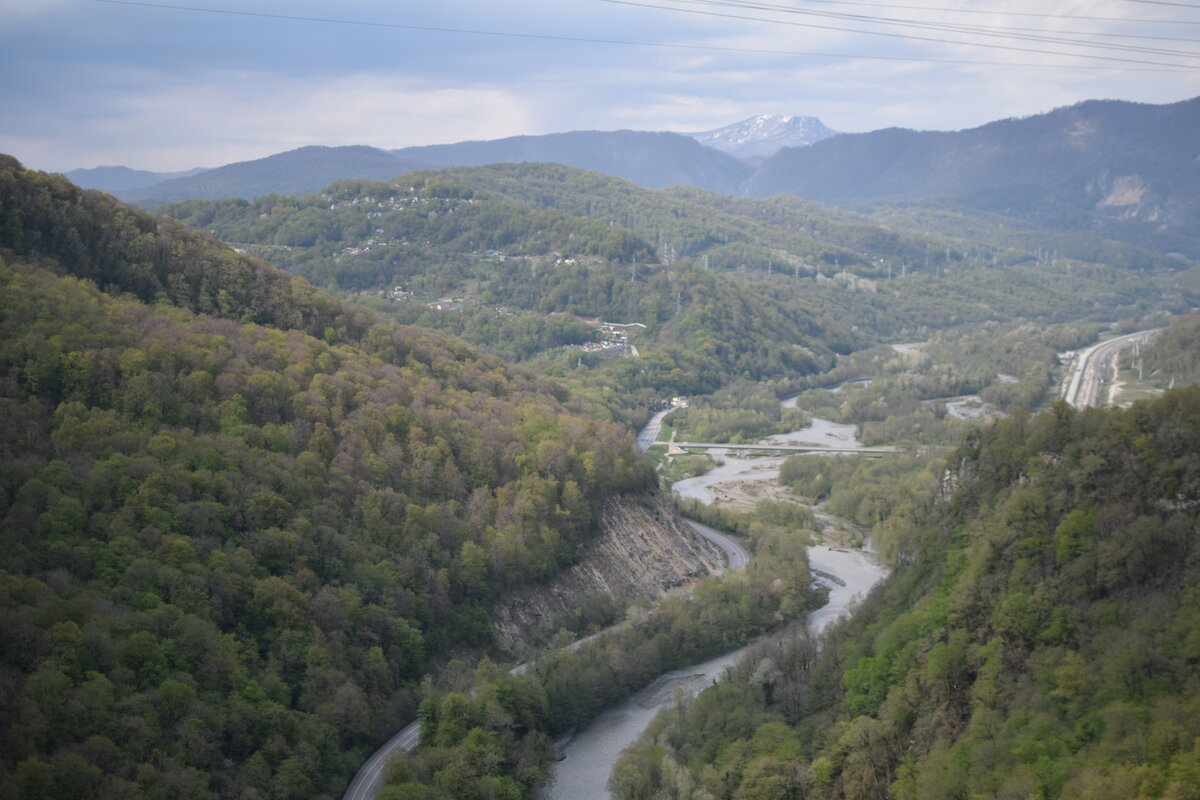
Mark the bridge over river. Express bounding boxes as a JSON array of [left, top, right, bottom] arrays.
[[667, 441, 894, 455]]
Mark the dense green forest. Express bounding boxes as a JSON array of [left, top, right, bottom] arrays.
[[1143, 311, 1200, 390], [5, 147, 1200, 800], [610, 389, 1200, 800], [382, 508, 818, 799], [0, 157, 657, 799], [159, 164, 1198, 430]]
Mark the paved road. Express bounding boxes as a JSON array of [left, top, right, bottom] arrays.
[[637, 408, 674, 452], [684, 519, 750, 570], [1063, 329, 1160, 408], [342, 721, 421, 800]]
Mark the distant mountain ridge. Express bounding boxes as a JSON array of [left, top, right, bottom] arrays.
[[120, 145, 431, 206], [688, 114, 837, 159], [114, 132, 751, 207], [390, 130, 752, 195], [87, 97, 1200, 257], [745, 97, 1200, 255], [63, 164, 207, 193]]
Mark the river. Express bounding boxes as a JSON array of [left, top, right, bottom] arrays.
[[543, 409, 886, 799], [542, 544, 886, 799]]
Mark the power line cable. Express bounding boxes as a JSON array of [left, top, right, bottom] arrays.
[[87, 0, 1200, 71], [605, 0, 1200, 68], [1118, 0, 1200, 8], [656, 0, 1200, 57], [767, 0, 1200, 24]]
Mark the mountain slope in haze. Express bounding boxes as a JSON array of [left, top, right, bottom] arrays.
[[0, 155, 667, 798], [746, 96, 1200, 256], [122, 145, 430, 207], [392, 129, 754, 195], [64, 165, 208, 193], [689, 114, 837, 160], [427, 161, 1182, 275], [120, 131, 752, 207]]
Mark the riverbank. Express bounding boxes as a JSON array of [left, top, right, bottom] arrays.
[[543, 545, 885, 800], [543, 408, 888, 798]]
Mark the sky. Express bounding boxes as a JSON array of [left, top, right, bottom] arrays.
[[2, 0, 1198, 172]]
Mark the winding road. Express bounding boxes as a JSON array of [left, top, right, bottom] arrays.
[[685, 519, 750, 571], [342, 722, 421, 800]]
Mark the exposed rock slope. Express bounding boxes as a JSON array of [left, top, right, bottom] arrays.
[[491, 492, 726, 655]]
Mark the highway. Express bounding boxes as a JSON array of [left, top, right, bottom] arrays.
[[1063, 328, 1160, 408]]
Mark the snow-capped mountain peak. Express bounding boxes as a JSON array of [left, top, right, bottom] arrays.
[[688, 115, 838, 160]]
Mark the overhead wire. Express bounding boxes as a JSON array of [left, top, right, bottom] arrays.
[[604, 0, 1200, 69], [1118, 0, 1200, 8], [640, 0, 1200, 57], [706, 0, 1200, 26], [88, 0, 1200, 71]]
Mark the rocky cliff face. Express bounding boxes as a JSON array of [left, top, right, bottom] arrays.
[[490, 491, 726, 656]]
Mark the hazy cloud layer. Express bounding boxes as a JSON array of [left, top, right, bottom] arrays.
[[3, 0, 1196, 171]]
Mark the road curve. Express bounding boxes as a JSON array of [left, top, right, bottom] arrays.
[[685, 519, 750, 571], [343, 721, 421, 800]]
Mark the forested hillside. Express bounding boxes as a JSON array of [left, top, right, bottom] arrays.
[[120, 146, 429, 207], [0, 156, 657, 798], [1144, 311, 1200, 390], [430, 162, 1181, 275], [158, 164, 1197, 427], [611, 389, 1200, 800], [158, 171, 862, 410], [746, 97, 1200, 258]]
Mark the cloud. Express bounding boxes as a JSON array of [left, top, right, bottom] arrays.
[[0, 0, 73, 32], [3, 0, 1196, 172], [5, 71, 541, 171]]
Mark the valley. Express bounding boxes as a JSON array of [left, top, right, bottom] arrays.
[[7, 0, 1200, 790], [2, 92, 1200, 800]]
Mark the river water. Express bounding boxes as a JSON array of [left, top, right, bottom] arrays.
[[543, 412, 886, 799], [542, 543, 886, 799]]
